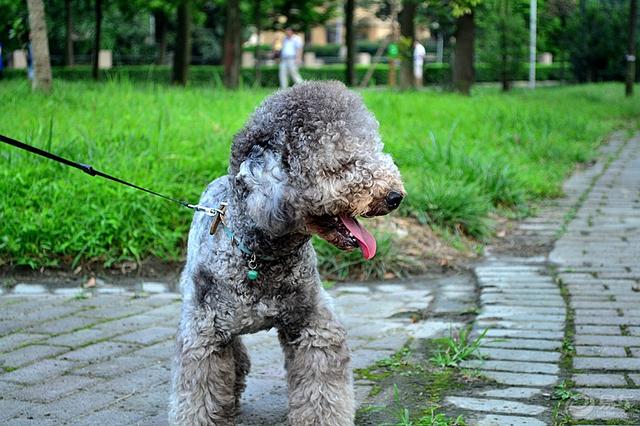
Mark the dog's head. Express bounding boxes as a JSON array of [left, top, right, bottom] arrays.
[[229, 81, 405, 259]]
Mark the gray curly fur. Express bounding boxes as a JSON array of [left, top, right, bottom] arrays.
[[169, 81, 404, 425]]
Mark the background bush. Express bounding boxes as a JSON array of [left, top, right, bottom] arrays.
[[2, 63, 566, 87]]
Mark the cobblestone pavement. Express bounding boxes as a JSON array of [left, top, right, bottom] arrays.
[[0, 271, 473, 425], [445, 133, 640, 425]]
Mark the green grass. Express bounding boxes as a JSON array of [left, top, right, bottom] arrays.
[[389, 384, 466, 426], [430, 327, 487, 368], [0, 80, 639, 269]]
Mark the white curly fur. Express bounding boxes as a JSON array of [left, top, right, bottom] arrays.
[[169, 81, 404, 425]]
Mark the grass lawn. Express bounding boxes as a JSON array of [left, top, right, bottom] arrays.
[[1, 79, 638, 272]]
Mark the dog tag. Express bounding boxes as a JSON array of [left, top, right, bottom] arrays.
[[209, 203, 227, 235], [247, 254, 259, 281], [210, 214, 222, 235]]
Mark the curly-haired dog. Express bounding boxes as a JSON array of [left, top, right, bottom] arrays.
[[169, 81, 405, 425]]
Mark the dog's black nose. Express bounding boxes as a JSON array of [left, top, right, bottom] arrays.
[[385, 191, 404, 209]]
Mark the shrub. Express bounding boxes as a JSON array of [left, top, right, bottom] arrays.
[[356, 41, 384, 55], [241, 44, 273, 53], [304, 43, 341, 57], [1, 63, 566, 87]]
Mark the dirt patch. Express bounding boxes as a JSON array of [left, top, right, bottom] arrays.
[[372, 216, 479, 269], [1, 258, 182, 288], [487, 213, 556, 258]]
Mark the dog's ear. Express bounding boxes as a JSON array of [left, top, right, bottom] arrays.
[[235, 146, 295, 235]]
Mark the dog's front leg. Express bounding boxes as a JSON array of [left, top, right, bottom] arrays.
[[278, 307, 355, 426], [169, 330, 237, 426]]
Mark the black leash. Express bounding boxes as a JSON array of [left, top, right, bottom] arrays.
[[0, 133, 217, 216]]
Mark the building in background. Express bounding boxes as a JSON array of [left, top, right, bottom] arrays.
[[254, 7, 429, 51]]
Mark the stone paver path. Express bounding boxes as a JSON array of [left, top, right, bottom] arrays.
[[446, 133, 640, 425], [0, 273, 473, 425], [551, 134, 640, 424]]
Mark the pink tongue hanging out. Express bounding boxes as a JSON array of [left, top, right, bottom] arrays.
[[339, 216, 377, 260]]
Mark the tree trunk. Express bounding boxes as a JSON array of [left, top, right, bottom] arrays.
[[223, 0, 241, 89], [154, 9, 168, 66], [64, 0, 73, 66], [625, 0, 637, 96], [172, 0, 192, 86], [398, 0, 417, 89], [559, 16, 566, 82], [92, 0, 102, 80], [345, 0, 356, 86], [26, 0, 52, 92], [453, 11, 475, 95], [499, 2, 509, 91]]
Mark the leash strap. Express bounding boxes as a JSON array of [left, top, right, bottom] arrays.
[[0, 133, 215, 214]]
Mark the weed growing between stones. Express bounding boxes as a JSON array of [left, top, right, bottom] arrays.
[[620, 402, 640, 416], [387, 384, 466, 426], [355, 347, 416, 382], [355, 338, 493, 425], [552, 380, 583, 403], [552, 268, 579, 425], [73, 291, 90, 300], [0, 278, 17, 289], [429, 327, 487, 368]]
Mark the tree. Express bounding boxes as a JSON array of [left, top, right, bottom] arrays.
[[345, 0, 356, 86], [450, 0, 481, 94], [545, 0, 576, 81], [568, 0, 629, 82], [128, 0, 176, 65], [153, 8, 169, 65], [65, 0, 74, 66], [479, 0, 527, 91], [92, 0, 102, 80], [398, 0, 418, 88], [172, 0, 191, 85], [252, 0, 263, 85], [223, 0, 241, 88], [0, 0, 29, 54], [27, 0, 53, 92], [626, 0, 638, 96], [420, 1, 457, 64], [261, 0, 340, 32], [453, 12, 474, 93]]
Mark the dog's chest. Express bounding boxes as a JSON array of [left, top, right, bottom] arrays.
[[231, 295, 280, 334], [228, 281, 311, 336]]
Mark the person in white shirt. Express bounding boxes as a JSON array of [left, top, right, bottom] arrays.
[[279, 28, 304, 89], [413, 40, 426, 87]]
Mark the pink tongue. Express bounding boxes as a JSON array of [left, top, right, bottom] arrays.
[[339, 216, 377, 260]]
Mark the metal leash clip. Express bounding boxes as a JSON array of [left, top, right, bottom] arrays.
[[187, 204, 219, 217]]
